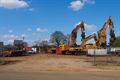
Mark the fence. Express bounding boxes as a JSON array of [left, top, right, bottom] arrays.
[[87, 48, 120, 65]]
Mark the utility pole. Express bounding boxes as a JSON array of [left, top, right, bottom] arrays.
[[93, 49, 96, 65]]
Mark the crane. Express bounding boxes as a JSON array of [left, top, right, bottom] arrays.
[[97, 16, 116, 48], [71, 21, 85, 47]]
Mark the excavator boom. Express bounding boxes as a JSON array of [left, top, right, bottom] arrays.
[[71, 21, 85, 47], [97, 16, 116, 48], [80, 33, 98, 49]]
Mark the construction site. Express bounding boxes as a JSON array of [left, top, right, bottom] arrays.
[[0, 16, 120, 80], [0, 0, 120, 80]]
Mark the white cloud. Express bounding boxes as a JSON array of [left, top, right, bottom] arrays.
[[21, 34, 28, 38], [3, 34, 18, 39], [84, 23, 96, 31], [0, 0, 29, 9], [68, 0, 95, 11], [1, 34, 29, 44], [8, 29, 13, 33], [68, 0, 84, 11], [36, 28, 48, 32], [76, 22, 96, 31], [2, 34, 18, 44]]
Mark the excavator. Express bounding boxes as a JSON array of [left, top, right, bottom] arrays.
[[59, 22, 86, 54], [80, 33, 98, 50], [97, 16, 116, 48], [53, 16, 116, 55], [71, 21, 85, 47], [60, 20, 107, 54]]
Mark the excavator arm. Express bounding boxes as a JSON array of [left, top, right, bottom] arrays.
[[71, 21, 85, 47], [80, 33, 98, 49], [109, 17, 116, 46], [98, 16, 116, 48]]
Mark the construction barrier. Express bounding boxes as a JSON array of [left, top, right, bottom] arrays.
[[110, 47, 120, 52], [88, 49, 107, 56]]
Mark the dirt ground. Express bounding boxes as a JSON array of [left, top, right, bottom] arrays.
[[0, 53, 120, 72], [0, 53, 120, 80]]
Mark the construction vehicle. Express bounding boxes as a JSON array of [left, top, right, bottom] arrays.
[[80, 33, 98, 50], [71, 21, 85, 47], [50, 22, 86, 55], [3, 40, 26, 57], [82, 16, 116, 49], [53, 16, 116, 55], [11, 40, 26, 56], [59, 22, 86, 54], [97, 16, 116, 48], [66, 33, 98, 54]]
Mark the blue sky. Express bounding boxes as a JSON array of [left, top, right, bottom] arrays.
[[0, 0, 120, 45]]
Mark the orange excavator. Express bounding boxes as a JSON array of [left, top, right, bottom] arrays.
[[97, 16, 116, 48], [71, 21, 85, 47]]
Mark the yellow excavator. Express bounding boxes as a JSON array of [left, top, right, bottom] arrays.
[[60, 21, 102, 54], [78, 16, 116, 50], [97, 16, 116, 48], [54, 16, 116, 55], [59, 22, 86, 54], [71, 21, 85, 47], [80, 33, 98, 50]]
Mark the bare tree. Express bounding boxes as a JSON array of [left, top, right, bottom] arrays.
[[66, 34, 71, 45], [50, 31, 67, 47], [39, 40, 49, 53]]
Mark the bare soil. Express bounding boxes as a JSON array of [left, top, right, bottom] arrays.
[[0, 53, 120, 72], [0, 53, 120, 80]]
